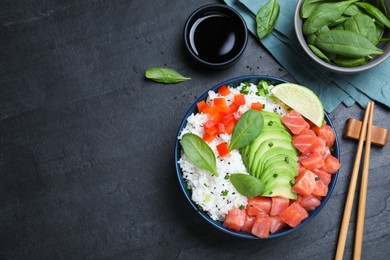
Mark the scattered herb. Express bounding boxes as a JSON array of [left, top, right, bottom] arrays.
[[268, 142, 274, 147], [181, 133, 218, 176], [256, 0, 280, 39], [239, 205, 245, 210], [224, 174, 230, 180], [273, 173, 278, 178], [145, 67, 191, 84], [315, 177, 321, 181], [285, 157, 290, 163], [221, 190, 229, 196], [268, 121, 274, 126], [230, 173, 265, 198], [229, 110, 264, 151]]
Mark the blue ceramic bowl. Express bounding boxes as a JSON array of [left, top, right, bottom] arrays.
[[174, 75, 340, 239]]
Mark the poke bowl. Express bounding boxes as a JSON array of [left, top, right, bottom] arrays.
[[174, 75, 340, 239]]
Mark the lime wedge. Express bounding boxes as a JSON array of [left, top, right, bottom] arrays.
[[271, 83, 324, 127]]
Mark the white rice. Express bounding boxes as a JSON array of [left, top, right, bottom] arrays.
[[178, 82, 288, 221]]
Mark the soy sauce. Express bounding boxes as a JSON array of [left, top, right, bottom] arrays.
[[189, 13, 241, 63]]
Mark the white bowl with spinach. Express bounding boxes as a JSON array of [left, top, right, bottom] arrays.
[[295, 0, 390, 73]]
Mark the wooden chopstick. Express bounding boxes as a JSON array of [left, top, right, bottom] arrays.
[[335, 102, 374, 260], [354, 102, 374, 259]]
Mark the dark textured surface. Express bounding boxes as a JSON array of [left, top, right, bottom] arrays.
[[1, 0, 389, 259]]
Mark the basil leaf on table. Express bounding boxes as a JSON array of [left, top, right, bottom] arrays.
[[229, 109, 264, 151], [230, 173, 265, 198], [181, 133, 218, 176], [256, 0, 280, 39], [145, 67, 191, 84]]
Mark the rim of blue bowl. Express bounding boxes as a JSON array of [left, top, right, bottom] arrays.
[[174, 75, 340, 239]]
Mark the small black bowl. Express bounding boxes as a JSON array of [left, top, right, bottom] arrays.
[[183, 4, 248, 69]]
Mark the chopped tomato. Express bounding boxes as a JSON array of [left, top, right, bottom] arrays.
[[223, 207, 246, 231], [322, 155, 341, 174], [269, 215, 287, 233], [234, 94, 246, 106], [246, 196, 272, 216], [270, 196, 290, 216], [211, 113, 224, 124], [218, 85, 230, 96], [279, 202, 309, 228], [251, 213, 270, 238], [312, 178, 328, 197], [216, 142, 230, 157], [251, 102, 263, 111], [241, 215, 255, 232], [298, 195, 321, 211], [292, 170, 318, 196], [300, 152, 325, 170]]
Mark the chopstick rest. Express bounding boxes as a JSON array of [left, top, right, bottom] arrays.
[[344, 118, 388, 147]]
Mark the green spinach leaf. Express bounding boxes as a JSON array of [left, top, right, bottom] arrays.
[[181, 133, 218, 176], [230, 173, 265, 198], [145, 67, 191, 84], [344, 14, 377, 44], [229, 109, 264, 151], [256, 0, 280, 39]]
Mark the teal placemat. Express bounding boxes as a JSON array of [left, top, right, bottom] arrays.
[[224, 0, 390, 112]]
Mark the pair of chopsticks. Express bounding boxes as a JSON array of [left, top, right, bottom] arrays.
[[335, 102, 375, 260]]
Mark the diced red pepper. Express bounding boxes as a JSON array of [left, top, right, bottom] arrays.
[[204, 120, 215, 129], [216, 142, 230, 157], [196, 100, 207, 112], [222, 103, 238, 116], [218, 85, 230, 96], [213, 97, 228, 111], [251, 102, 263, 111], [234, 94, 246, 106], [223, 114, 235, 126], [217, 123, 226, 134], [205, 125, 218, 136], [203, 133, 215, 143], [226, 121, 235, 135]]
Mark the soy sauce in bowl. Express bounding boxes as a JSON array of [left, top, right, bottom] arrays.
[[184, 4, 248, 69]]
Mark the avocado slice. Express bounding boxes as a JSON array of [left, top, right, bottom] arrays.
[[250, 139, 296, 175], [246, 130, 292, 172], [255, 148, 298, 175], [262, 185, 298, 200], [260, 162, 298, 184]]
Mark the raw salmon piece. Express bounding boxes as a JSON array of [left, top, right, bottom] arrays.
[[270, 196, 290, 216], [312, 168, 331, 186], [293, 170, 318, 196], [281, 110, 310, 135], [298, 194, 321, 211], [279, 202, 309, 228], [269, 216, 287, 233], [312, 178, 328, 197], [300, 152, 325, 170], [313, 124, 335, 147], [223, 208, 246, 231], [293, 134, 317, 154], [322, 155, 341, 174], [251, 213, 270, 238]]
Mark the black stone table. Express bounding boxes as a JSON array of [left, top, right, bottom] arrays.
[[1, 0, 389, 259]]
